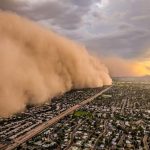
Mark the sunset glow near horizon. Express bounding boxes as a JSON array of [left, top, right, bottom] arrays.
[[134, 61, 150, 76]]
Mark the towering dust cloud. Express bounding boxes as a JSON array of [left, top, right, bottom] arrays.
[[0, 11, 112, 117]]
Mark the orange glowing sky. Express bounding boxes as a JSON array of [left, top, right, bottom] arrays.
[[102, 57, 150, 77], [134, 61, 150, 76]]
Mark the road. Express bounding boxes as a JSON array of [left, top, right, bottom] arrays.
[[4, 86, 112, 150], [65, 120, 85, 150], [92, 120, 108, 150], [121, 99, 127, 114], [143, 135, 149, 150]]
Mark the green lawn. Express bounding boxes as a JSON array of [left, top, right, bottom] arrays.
[[73, 110, 93, 118]]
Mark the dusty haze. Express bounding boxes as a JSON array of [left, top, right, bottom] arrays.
[[0, 11, 112, 117]]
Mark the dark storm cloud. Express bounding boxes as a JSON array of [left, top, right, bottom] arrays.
[[0, 0, 96, 30], [86, 28, 150, 58], [0, 0, 69, 20], [70, 0, 96, 7], [83, 0, 150, 59], [27, 1, 68, 20], [32, 0, 99, 30], [0, 0, 150, 60], [0, 0, 27, 14]]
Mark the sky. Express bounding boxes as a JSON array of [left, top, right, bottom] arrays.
[[0, 0, 150, 77]]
